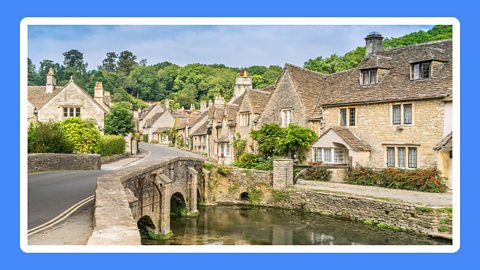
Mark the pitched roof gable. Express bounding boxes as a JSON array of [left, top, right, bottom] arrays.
[[27, 85, 64, 109]]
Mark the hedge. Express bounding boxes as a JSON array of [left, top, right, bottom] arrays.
[[60, 118, 101, 154], [28, 121, 74, 153], [301, 167, 332, 181], [100, 135, 126, 157], [345, 167, 448, 193]]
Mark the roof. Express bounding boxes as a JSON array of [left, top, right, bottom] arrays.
[[143, 112, 164, 128], [284, 64, 327, 117], [153, 127, 170, 134], [191, 121, 208, 136], [317, 127, 371, 152], [434, 132, 452, 151], [318, 40, 452, 107], [27, 86, 64, 108], [175, 117, 187, 129], [226, 104, 240, 124], [246, 89, 272, 114], [188, 110, 208, 128], [216, 135, 230, 143], [229, 92, 246, 106]]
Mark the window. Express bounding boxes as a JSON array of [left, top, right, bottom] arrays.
[[412, 62, 431, 80], [340, 109, 347, 126], [313, 147, 347, 164], [361, 69, 377, 85], [386, 146, 418, 168], [408, 147, 417, 168], [397, 147, 406, 168], [63, 107, 80, 117], [387, 147, 395, 167], [240, 112, 250, 126], [340, 108, 356, 127], [218, 143, 230, 157], [281, 109, 292, 127], [392, 104, 413, 125]]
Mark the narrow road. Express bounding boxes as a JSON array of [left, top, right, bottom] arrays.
[[28, 143, 203, 229]]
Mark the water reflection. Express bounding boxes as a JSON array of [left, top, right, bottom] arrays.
[[142, 206, 451, 245]]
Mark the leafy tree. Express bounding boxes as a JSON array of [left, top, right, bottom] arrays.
[[63, 49, 87, 74], [60, 118, 101, 154], [232, 133, 247, 160], [101, 52, 118, 71], [104, 102, 135, 135], [277, 124, 317, 162], [27, 58, 41, 85], [117, 50, 138, 76], [28, 121, 74, 153], [251, 123, 284, 158]]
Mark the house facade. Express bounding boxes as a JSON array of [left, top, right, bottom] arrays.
[[28, 68, 109, 130]]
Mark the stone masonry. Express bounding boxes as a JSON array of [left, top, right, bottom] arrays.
[[28, 153, 101, 173]]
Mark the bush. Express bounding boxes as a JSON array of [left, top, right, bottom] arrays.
[[345, 167, 448, 193], [100, 135, 125, 157], [232, 153, 275, 171], [28, 121, 74, 153], [216, 165, 232, 175], [60, 118, 101, 154], [104, 102, 134, 135], [301, 167, 332, 181]]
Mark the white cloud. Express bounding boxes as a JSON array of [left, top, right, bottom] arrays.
[[28, 25, 432, 69]]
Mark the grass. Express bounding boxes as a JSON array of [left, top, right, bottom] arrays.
[[377, 223, 401, 231], [438, 225, 450, 233], [415, 206, 433, 212], [272, 190, 290, 202], [248, 187, 263, 205], [362, 219, 374, 226]]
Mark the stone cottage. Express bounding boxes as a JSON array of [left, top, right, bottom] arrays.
[[311, 33, 452, 186], [28, 68, 110, 130]]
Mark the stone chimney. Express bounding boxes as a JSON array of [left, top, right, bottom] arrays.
[[46, 67, 56, 93], [94, 82, 104, 105], [233, 70, 252, 98], [165, 99, 170, 109], [200, 100, 207, 111], [190, 104, 195, 111], [214, 96, 225, 108], [104, 90, 111, 106], [208, 100, 213, 107], [365, 32, 383, 57]]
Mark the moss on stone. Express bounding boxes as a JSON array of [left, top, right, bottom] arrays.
[[377, 223, 401, 231], [415, 206, 433, 212], [272, 190, 290, 202], [438, 225, 450, 233], [362, 219, 374, 226], [147, 230, 174, 240]]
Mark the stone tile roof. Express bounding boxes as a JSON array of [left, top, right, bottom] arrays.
[[188, 110, 208, 127], [318, 40, 452, 107], [318, 127, 371, 152], [143, 112, 163, 128], [153, 127, 170, 134], [434, 132, 452, 151], [229, 92, 246, 106], [226, 104, 239, 123], [191, 121, 208, 136], [27, 86, 64, 108], [139, 104, 156, 120], [246, 89, 272, 114], [175, 117, 187, 129], [284, 64, 327, 117]]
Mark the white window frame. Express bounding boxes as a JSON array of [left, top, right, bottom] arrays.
[[385, 146, 418, 169], [63, 107, 81, 118], [312, 147, 347, 164], [411, 61, 432, 80], [281, 109, 292, 128], [240, 112, 250, 127], [361, 69, 377, 85]]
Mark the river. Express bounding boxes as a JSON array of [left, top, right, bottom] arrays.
[[142, 205, 451, 245]]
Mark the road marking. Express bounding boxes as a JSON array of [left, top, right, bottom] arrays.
[[28, 195, 95, 236]]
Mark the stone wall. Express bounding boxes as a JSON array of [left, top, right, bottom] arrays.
[[265, 189, 452, 238], [28, 153, 101, 173]]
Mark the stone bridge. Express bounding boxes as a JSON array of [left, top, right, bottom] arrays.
[[88, 156, 205, 245]]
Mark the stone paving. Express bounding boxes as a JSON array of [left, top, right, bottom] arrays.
[[295, 180, 452, 207]]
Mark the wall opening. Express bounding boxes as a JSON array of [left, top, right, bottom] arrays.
[[137, 215, 156, 238], [197, 188, 202, 207], [240, 192, 249, 201], [170, 192, 187, 217]]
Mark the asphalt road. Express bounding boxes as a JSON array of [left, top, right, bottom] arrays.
[[27, 143, 202, 229]]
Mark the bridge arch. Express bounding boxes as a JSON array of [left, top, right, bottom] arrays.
[[170, 192, 187, 216]]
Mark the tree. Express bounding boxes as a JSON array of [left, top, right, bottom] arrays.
[[117, 50, 137, 76], [104, 102, 135, 135], [28, 121, 74, 153], [60, 118, 101, 154], [27, 58, 41, 85], [277, 124, 318, 162], [63, 49, 87, 74], [101, 52, 118, 71], [251, 123, 284, 158]]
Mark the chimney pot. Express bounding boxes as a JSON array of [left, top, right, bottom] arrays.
[[365, 32, 383, 57], [46, 67, 57, 93]]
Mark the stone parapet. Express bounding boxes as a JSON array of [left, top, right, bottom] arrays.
[[272, 159, 294, 189], [28, 153, 101, 174]]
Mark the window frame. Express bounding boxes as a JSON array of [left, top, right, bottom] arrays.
[[361, 69, 377, 85], [391, 103, 414, 126], [339, 107, 356, 127], [280, 108, 292, 128], [385, 146, 418, 169], [411, 61, 432, 80], [312, 147, 347, 165], [63, 107, 81, 118]]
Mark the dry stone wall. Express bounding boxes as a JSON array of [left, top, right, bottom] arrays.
[[28, 153, 101, 173]]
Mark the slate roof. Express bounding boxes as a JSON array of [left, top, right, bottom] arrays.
[[175, 117, 187, 129], [318, 40, 452, 107], [226, 104, 240, 124], [27, 86, 64, 108], [434, 132, 452, 151], [245, 89, 272, 114], [317, 127, 371, 152], [143, 112, 163, 128], [191, 121, 208, 136]]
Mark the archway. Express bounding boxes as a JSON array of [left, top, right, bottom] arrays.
[[137, 215, 156, 238], [240, 192, 249, 201], [170, 192, 187, 217]]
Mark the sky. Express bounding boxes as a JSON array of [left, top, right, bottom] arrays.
[[28, 25, 433, 69]]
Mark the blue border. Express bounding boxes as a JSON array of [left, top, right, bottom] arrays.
[[3, 0, 476, 269]]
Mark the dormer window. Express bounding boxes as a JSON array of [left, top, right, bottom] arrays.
[[361, 69, 377, 85], [411, 61, 431, 80]]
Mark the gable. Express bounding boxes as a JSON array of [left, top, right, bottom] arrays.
[[40, 82, 106, 113]]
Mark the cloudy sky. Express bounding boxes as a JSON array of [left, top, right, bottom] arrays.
[[28, 25, 432, 69]]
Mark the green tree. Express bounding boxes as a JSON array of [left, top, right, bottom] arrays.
[[28, 121, 74, 153], [104, 102, 135, 135], [117, 50, 138, 76], [251, 123, 284, 158], [63, 49, 87, 74], [27, 58, 41, 85], [278, 124, 318, 161], [60, 118, 101, 154], [100, 52, 118, 71]]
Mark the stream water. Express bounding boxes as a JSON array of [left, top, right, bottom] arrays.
[[142, 205, 451, 245]]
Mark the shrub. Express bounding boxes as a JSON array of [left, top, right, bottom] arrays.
[[232, 134, 247, 160], [301, 167, 332, 181], [234, 153, 261, 169], [104, 102, 134, 135], [60, 118, 101, 154], [100, 135, 125, 157], [345, 166, 448, 193], [216, 165, 231, 175], [142, 134, 148, 142], [28, 121, 74, 153]]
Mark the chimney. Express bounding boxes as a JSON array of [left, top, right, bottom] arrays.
[[233, 70, 252, 98], [214, 96, 225, 108], [190, 103, 195, 111], [94, 82, 104, 105], [46, 67, 56, 93], [365, 32, 383, 57], [200, 100, 207, 111], [104, 91, 111, 106], [165, 99, 170, 109], [208, 100, 213, 107]]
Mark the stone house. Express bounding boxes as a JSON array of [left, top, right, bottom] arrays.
[[311, 33, 452, 185], [28, 68, 109, 130]]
